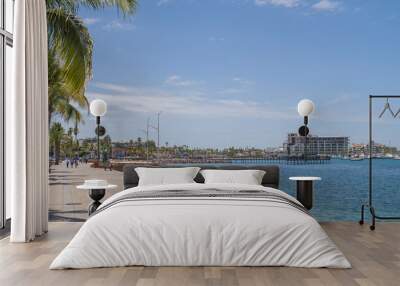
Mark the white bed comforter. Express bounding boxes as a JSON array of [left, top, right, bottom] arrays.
[[50, 183, 351, 269]]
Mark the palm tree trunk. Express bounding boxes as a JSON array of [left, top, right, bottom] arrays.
[[55, 140, 60, 165]]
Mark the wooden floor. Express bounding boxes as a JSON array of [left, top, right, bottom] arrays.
[[0, 222, 399, 286]]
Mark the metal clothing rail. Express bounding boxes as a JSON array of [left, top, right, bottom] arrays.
[[360, 95, 400, 230]]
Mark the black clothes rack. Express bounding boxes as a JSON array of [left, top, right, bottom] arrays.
[[360, 95, 400, 230]]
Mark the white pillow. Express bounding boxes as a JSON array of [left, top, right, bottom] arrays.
[[200, 169, 266, 185], [135, 167, 200, 186]]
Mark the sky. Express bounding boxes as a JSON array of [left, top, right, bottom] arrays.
[[73, 0, 400, 148]]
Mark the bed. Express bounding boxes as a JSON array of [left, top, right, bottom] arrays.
[[50, 165, 350, 269]]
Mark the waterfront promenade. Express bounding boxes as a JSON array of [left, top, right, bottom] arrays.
[[49, 163, 123, 221], [49, 159, 400, 222]]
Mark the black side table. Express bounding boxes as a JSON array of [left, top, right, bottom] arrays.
[[88, 189, 106, 215], [289, 177, 321, 210], [77, 184, 117, 215]]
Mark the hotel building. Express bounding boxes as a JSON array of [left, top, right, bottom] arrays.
[[284, 133, 350, 156]]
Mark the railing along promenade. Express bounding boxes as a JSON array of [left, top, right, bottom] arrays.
[[111, 155, 331, 167], [232, 155, 330, 165]]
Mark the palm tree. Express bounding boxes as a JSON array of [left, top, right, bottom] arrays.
[[63, 130, 75, 158], [46, 0, 138, 96], [48, 50, 87, 126], [47, 0, 138, 145], [50, 122, 65, 165], [47, 2, 138, 165]]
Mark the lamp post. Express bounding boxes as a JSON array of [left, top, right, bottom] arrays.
[[150, 111, 162, 162], [90, 99, 107, 164], [297, 99, 315, 161]]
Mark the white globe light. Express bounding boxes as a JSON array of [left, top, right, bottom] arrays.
[[90, 99, 107, 117], [297, 99, 315, 117]]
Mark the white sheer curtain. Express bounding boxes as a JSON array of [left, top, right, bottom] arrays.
[[8, 0, 48, 242]]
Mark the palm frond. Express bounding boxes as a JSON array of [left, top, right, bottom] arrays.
[[48, 50, 88, 123], [47, 8, 93, 96], [76, 0, 138, 15], [49, 122, 65, 142], [46, 0, 77, 13], [58, 102, 84, 125], [46, 0, 138, 15]]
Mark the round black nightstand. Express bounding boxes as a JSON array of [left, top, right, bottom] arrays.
[[289, 177, 321, 210], [77, 183, 117, 215]]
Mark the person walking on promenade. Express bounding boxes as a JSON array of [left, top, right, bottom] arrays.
[[66, 159, 70, 168]]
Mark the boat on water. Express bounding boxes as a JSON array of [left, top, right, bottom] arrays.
[[350, 157, 364, 161], [349, 154, 365, 161]]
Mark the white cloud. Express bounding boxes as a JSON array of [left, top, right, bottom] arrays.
[[209, 37, 225, 42], [92, 82, 131, 93], [233, 77, 254, 85], [102, 20, 135, 31], [312, 0, 341, 12], [158, 0, 172, 6], [165, 75, 199, 87], [90, 82, 293, 120], [254, 0, 300, 8], [218, 88, 244, 95], [83, 18, 100, 25], [216, 78, 254, 94]]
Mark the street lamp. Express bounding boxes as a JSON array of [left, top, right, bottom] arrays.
[[90, 99, 107, 163], [297, 99, 315, 161]]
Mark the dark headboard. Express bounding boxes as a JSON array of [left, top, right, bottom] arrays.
[[123, 165, 280, 190]]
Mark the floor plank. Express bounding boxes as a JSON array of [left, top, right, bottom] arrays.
[[0, 222, 399, 286]]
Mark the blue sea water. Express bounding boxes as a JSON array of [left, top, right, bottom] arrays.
[[199, 159, 400, 221], [267, 159, 400, 221]]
